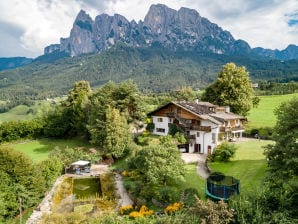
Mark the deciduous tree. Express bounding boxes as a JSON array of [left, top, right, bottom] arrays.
[[202, 63, 258, 116], [129, 144, 185, 185]]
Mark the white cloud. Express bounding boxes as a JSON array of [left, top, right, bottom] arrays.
[[0, 0, 297, 57]]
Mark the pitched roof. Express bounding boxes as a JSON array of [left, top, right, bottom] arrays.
[[148, 101, 245, 125], [210, 113, 246, 123]]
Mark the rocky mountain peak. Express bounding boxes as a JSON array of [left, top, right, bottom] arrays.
[[44, 4, 298, 59], [144, 4, 176, 32], [75, 10, 92, 22]]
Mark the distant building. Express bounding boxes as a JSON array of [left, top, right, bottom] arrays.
[[148, 100, 246, 154], [251, 83, 259, 88]]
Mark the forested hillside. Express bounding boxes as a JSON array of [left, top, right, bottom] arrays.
[[0, 44, 298, 100]]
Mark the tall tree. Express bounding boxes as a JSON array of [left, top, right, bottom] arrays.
[[0, 147, 45, 220], [263, 98, 298, 220], [129, 144, 185, 185], [202, 63, 258, 116], [103, 106, 131, 158], [62, 80, 92, 136], [265, 98, 298, 180]]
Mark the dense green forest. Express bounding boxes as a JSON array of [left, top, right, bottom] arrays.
[[0, 44, 298, 101]]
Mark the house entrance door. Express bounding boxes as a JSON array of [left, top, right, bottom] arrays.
[[194, 144, 199, 153], [207, 145, 212, 155]]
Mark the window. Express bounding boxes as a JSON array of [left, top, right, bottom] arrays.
[[197, 132, 200, 137], [212, 133, 216, 144], [177, 108, 181, 113], [157, 117, 163, 122], [156, 128, 165, 133]]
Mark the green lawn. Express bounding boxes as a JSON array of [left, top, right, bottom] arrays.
[[208, 139, 273, 195], [178, 163, 205, 197], [6, 138, 90, 162], [246, 93, 298, 129]]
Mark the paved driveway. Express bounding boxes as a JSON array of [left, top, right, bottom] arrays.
[[181, 153, 206, 164]]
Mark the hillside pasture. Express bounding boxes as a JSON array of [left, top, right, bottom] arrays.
[[246, 93, 298, 129], [0, 101, 50, 123]]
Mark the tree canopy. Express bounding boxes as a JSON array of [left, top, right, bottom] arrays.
[[129, 144, 185, 185], [202, 62, 258, 116], [265, 97, 298, 180]]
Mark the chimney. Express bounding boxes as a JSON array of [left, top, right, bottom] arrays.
[[225, 106, 230, 113], [195, 99, 199, 104]]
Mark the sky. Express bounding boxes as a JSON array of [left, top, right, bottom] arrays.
[[0, 0, 298, 58]]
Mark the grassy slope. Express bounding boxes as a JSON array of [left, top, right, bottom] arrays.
[[0, 101, 50, 123], [7, 138, 89, 162], [209, 139, 273, 195], [246, 93, 298, 129]]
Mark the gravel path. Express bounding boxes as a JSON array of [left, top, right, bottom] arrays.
[[115, 173, 133, 207], [26, 176, 65, 224]]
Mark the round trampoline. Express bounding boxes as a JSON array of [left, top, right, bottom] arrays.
[[206, 172, 240, 201]]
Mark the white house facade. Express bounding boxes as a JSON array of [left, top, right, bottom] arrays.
[[148, 101, 246, 154]]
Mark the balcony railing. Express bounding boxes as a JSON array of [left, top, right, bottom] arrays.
[[220, 125, 245, 132]]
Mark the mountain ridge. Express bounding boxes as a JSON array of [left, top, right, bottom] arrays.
[[0, 44, 297, 101], [44, 4, 297, 61]]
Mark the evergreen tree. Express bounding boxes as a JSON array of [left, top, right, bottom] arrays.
[[265, 98, 298, 180], [62, 80, 92, 136], [104, 106, 131, 158]]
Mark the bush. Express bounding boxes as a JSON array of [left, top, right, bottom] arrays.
[[169, 124, 182, 136], [212, 142, 237, 162], [195, 198, 234, 224], [0, 119, 44, 143], [249, 127, 273, 139], [156, 186, 180, 204], [145, 123, 154, 132], [136, 135, 149, 146], [181, 188, 200, 207]]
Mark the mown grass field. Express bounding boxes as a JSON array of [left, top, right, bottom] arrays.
[[6, 138, 89, 162], [209, 139, 273, 195], [0, 97, 66, 124], [178, 163, 205, 196], [246, 93, 298, 129]]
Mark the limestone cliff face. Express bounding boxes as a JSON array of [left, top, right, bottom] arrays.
[[44, 4, 297, 60], [60, 10, 96, 56]]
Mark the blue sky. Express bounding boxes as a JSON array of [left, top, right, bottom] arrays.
[[0, 0, 297, 58]]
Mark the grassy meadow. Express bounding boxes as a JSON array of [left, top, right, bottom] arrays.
[[209, 139, 272, 194], [246, 93, 298, 129], [0, 101, 51, 123], [6, 138, 90, 162]]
